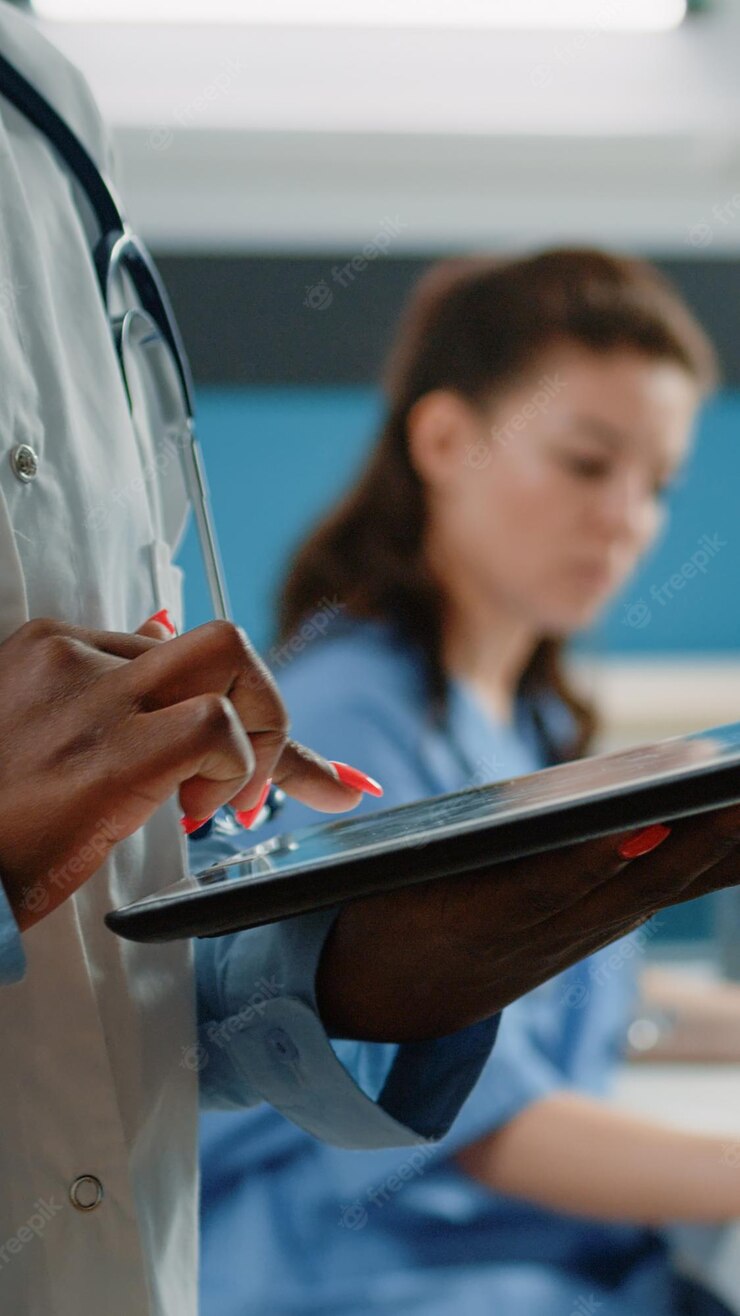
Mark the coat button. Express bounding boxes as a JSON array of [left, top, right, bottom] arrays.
[[69, 1175, 104, 1212], [10, 444, 40, 483]]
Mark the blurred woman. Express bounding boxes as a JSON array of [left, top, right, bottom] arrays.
[[197, 250, 740, 1316]]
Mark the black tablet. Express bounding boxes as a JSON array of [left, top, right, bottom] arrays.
[[105, 720, 740, 944]]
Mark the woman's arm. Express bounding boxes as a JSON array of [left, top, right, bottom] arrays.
[[629, 966, 740, 1063], [455, 1090, 740, 1225]]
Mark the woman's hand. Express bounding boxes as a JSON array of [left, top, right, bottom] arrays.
[[0, 617, 362, 932], [455, 1091, 740, 1226]]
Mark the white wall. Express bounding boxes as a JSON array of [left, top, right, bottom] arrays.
[[41, 4, 740, 252]]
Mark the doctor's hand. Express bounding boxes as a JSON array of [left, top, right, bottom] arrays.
[[0, 618, 363, 932], [317, 801, 740, 1042]]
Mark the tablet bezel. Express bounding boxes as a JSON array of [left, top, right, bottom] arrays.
[[105, 722, 740, 943]]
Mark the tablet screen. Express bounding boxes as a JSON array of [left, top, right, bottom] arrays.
[[123, 720, 737, 917]]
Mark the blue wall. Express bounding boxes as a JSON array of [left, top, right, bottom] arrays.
[[179, 386, 739, 659], [177, 387, 383, 646]]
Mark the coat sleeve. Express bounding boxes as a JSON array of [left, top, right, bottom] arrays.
[[193, 633, 508, 1147]]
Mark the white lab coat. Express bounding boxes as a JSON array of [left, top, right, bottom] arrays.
[[0, 9, 199, 1314], [0, 12, 500, 1315]]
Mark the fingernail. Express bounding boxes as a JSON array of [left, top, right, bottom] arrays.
[[235, 779, 272, 830], [181, 813, 214, 835], [148, 608, 177, 637], [617, 823, 672, 861], [329, 761, 384, 798]]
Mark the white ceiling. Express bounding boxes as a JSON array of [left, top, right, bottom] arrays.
[[36, 1, 690, 30], [39, 5, 740, 253]]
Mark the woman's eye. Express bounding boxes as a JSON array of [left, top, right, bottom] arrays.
[[560, 451, 676, 501], [562, 454, 609, 480]]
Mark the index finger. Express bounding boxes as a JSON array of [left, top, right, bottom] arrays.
[[111, 621, 284, 790], [112, 621, 361, 812]]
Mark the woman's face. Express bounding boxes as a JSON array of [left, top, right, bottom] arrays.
[[416, 342, 702, 636]]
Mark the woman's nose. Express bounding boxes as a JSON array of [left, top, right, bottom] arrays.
[[592, 472, 652, 543]]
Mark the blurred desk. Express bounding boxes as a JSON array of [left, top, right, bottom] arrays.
[[615, 1063, 740, 1135], [615, 1063, 740, 1314]]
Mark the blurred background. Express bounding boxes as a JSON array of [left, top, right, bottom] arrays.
[[28, 0, 740, 952]]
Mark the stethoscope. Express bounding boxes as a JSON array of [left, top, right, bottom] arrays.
[[0, 47, 283, 831], [0, 46, 563, 821]]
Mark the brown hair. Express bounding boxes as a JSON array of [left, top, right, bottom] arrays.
[[278, 249, 718, 761]]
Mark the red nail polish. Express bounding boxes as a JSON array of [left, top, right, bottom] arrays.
[[235, 779, 272, 830], [149, 608, 177, 636], [181, 813, 214, 835], [617, 823, 671, 861], [330, 761, 384, 798]]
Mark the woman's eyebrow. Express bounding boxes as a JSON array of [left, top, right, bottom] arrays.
[[569, 416, 626, 449]]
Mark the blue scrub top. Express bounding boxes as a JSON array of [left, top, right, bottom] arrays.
[[198, 619, 683, 1316]]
